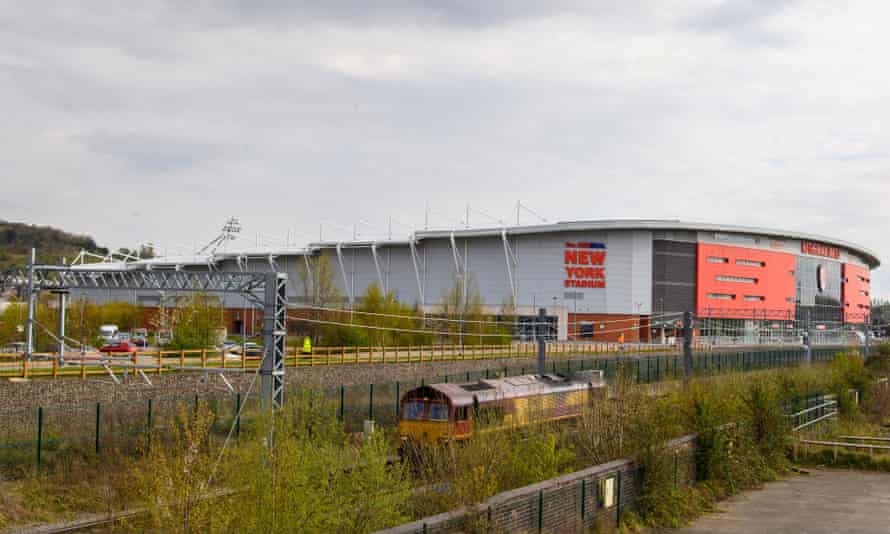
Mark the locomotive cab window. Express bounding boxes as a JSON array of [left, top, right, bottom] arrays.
[[402, 402, 425, 421], [428, 403, 450, 421]]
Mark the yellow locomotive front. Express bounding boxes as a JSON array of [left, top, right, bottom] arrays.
[[398, 385, 472, 446]]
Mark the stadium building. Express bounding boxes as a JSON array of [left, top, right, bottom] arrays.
[[74, 220, 880, 343]]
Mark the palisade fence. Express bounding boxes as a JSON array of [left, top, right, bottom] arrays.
[[379, 435, 698, 534], [0, 347, 841, 473]]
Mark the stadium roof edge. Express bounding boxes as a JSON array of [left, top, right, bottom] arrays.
[[413, 219, 881, 268]]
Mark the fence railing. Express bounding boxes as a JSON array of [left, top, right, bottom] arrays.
[[0, 347, 844, 473], [0, 342, 682, 379], [788, 399, 838, 432], [798, 439, 890, 459], [378, 435, 698, 534]]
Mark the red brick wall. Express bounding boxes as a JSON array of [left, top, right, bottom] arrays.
[[568, 313, 648, 343]]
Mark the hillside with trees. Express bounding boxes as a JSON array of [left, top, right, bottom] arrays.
[[0, 220, 108, 270]]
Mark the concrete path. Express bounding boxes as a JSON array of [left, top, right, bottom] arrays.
[[676, 469, 890, 534]]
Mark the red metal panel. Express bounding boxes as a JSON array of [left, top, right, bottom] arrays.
[[842, 263, 871, 323], [696, 243, 796, 319]]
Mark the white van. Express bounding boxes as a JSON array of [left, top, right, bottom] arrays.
[[99, 324, 119, 342]]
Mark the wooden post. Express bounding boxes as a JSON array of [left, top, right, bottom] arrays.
[[179, 349, 185, 368], [157, 351, 162, 375], [382, 344, 386, 364], [241, 349, 246, 369], [341, 346, 346, 365], [201, 349, 207, 368], [81, 358, 86, 380], [23, 358, 28, 379], [52, 356, 58, 380]]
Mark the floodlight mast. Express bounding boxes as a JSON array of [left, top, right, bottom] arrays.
[[1, 256, 287, 410]]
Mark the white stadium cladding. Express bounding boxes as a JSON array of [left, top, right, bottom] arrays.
[[69, 219, 880, 342]]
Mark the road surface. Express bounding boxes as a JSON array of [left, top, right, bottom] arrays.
[[677, 469, 890, 533]]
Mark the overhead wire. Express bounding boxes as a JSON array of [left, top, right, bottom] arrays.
[[295, 304, 682, 327]]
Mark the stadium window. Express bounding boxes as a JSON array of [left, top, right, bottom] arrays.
[[744, 295, 765, 302], [736, 259, 766, 267], [707, 256, 729, 264], [707, 293, 736, 300], [716, 275, 758, 284]]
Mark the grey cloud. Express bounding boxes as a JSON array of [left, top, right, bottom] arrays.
[[178, 0, 631, 28], [79, 131, 221, 174], [685, 0, 798, 46]]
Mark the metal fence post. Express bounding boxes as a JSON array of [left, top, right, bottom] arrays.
[[616, 470, 622, 528], [580, 479, 587, 522], [683, 312, 693, 385], [369, 383, 374, 421], [147, 398, 153, 434], [95, 402, 101, 455], [339, 386, 345, 421], [235, 393, 242, 438], [537, 489, 544, 533], [395, 381, 401, 418], [536, 307, 547, 375], [36, 406, 43, 468]]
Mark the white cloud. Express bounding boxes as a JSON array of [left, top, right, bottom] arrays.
[[3, 0, 890, 296]]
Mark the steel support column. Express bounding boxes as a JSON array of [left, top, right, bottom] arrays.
[[261, 272, 288, 410], [52, 289, 69, 365]]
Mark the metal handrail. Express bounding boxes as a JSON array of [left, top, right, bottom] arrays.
[[787, 400, 837, 419], [800, 439, 890, 451], [838, 435, 890, 442]]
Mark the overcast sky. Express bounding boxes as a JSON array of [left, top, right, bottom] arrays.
[[3, 1, 890, 296]]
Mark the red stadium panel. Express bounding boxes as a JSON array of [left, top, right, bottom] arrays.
[[842, 263, 871, 323], [696, 243, 796, 319]]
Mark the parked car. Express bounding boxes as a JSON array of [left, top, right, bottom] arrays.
[[132, 328, 149, 347], [229, 342, 262, 357], [99, 324, 119, 342], [99, 340, 140, 354]]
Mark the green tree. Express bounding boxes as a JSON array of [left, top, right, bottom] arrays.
[[169, 293, 224, 350], [132, 403, 218, 534], [218, 392, 411, 533], [297, 253, 341, 306]]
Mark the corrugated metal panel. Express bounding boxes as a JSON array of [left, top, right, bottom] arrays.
[[652, 240, 696, 314]]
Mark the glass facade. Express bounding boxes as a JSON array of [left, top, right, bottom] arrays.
[[795, 257, 842, 323]]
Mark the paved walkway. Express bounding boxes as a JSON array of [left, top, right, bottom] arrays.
[[676, 469, 890, 533]]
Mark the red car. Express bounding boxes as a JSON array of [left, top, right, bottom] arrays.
[[99, 340, 140, 354]]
